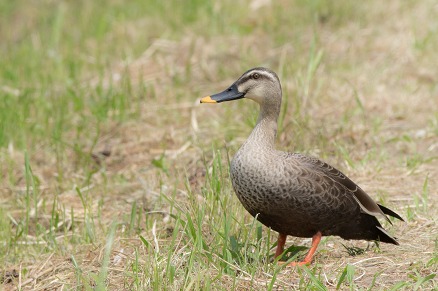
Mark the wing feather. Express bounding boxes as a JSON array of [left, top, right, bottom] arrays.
[[291, 153, 392, 223]]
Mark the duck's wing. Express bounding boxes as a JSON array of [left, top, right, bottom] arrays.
[[291, 153, 403, 223], [377, 204, 404, 221]]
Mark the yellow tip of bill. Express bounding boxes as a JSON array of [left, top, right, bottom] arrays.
[[200, 96, 217, 103]]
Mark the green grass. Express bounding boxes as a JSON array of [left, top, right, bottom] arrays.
[[1, 0, 438, 289]]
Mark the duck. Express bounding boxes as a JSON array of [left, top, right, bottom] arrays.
[[200, 67, 403, 266]]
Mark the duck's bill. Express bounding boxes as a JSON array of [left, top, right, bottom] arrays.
[[200, 83, 245, 103]]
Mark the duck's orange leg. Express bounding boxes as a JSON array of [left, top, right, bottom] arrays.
[[278, 231, 322, 267], [275, 233, 287, 258]]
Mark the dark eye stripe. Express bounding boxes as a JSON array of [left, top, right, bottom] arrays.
[[239, 71, 271, 84]]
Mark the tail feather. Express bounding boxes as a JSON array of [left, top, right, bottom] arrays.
[[376, 226, 399, 245], [339, 214, 400, 245]]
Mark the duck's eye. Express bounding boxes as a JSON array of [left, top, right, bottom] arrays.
[[252, 73, 260, 79]]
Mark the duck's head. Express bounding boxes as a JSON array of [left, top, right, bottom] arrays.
[[200, 67, 282, 109]]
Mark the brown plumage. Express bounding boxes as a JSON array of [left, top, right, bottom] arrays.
[[200, 67, 403, 265]]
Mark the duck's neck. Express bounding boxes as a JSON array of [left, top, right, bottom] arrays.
[[245, 104, 279, 150]]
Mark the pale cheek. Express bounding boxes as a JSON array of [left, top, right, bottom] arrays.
[[245, 87, 264, 103]]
